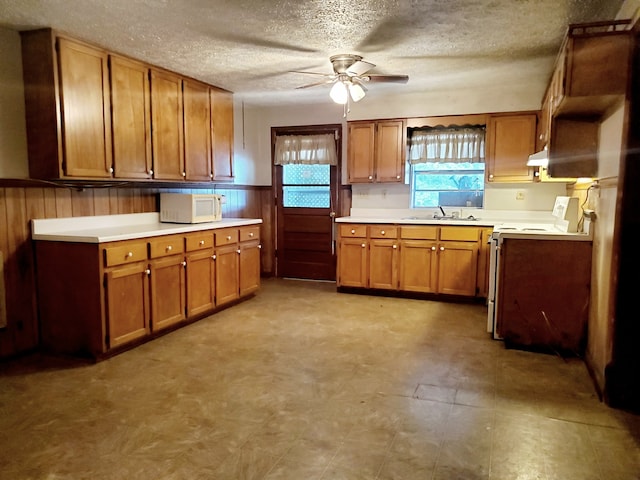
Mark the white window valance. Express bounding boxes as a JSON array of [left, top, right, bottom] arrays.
[[408, 126, 485, 165], [274, 134, 337, 166]]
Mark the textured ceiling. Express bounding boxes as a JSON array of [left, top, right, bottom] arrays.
[[0, 0, 626, 106]]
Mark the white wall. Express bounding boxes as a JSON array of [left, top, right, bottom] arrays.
[[0, 27, 28, 178], [236, 83, 569, 211]]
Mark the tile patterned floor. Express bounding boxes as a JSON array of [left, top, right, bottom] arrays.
[[1, 278, 639, 479]]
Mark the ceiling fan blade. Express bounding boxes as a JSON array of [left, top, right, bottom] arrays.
[[289, 70, 332, 77], [295, 79, 336, 89], [365, 74, 409, 84], [346, 60, 375, 76]]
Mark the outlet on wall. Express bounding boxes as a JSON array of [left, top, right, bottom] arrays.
[[516, 191, 525, 200]]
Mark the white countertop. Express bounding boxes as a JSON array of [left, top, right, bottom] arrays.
[[336, 216, 495, 227], [32, 213, 262, 243]]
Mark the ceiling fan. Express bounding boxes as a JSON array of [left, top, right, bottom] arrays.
[[293, 54, 409, 106]]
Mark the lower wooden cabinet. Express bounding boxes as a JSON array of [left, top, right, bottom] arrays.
[[34, 223, 261, 359], [104, 261, 151, 349], [185, 232, 216, 317], [338, 223, 484, 297], [215, 225, 262, 304]]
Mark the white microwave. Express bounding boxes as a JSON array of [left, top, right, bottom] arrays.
[[160, 193, 223, 223]]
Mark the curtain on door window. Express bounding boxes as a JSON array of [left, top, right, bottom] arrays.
[[274, 134, 337, 208], [274, 134, 337, 166], [408, 126, 485, 164]]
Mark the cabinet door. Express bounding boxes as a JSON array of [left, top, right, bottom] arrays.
[[184, 79, 212, 181], [437, 241, 478, 296], [348, 122, 376, 183], [110, 55, 152, 179], [337, 238, 368, 287], [239, 240, 261, 297], [486, 114, 537, 183], [399, 240, 438, 293], [57, 38, 113, 178], [215, 243, 240, 306], [375, 120, 406, 183], [104, 262, 150, 348], [186, 249, 215, 317], [211, 88, 234, 182], [369, 238, 398, 290], [150, 69, 185, 180], [149, 255, 186, 331]]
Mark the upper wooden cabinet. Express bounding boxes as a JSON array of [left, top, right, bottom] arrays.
[[211, 88, 235, 182], [109, 55, 153, 179], [183, 79, 213, 182], [150, 69, 185, 181], [552, 20, 632, 117], [21, 30, 113, 179], [20, 28, 234, 183], [485, 113, 537, 183], [347, 119, 406, 183], [540, 20, 633, 179]]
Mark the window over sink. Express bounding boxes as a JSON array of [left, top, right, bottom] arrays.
[[408, 125, 485, 208]]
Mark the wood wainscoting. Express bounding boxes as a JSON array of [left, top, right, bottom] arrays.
[[0, 182, 282, 359]]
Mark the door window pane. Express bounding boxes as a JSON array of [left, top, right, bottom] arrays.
[[282, 164, 330, 208]]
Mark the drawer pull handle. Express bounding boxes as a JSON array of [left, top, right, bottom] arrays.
[[166, 245, 172, 251], [381, 230, 385, 235], [126, 251, 133, 258], [258, 244, 262, 249], [149, 169, 154, 175], [236, 249, 241, 254], [368, 175, 373, 180], [440, 246, 445, 251], [361, 243, 366, 248], [392, 244, 397, 249], [199, 240, 205, 246], [351, 229, 356, 234], [226, 235, 232, 241], [431, 246, 436, 251], [212, 254, 217, 260], [249, 232, 254, 237], [145, 269, 151, 275], [182, 261, 187, 267]]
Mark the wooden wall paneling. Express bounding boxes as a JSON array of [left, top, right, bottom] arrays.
[[117, 188, 136, 214], [93, 189, 112, 216], [0, 188, 12, 357], [71, 188, 95, 217], [259, 188, 274, 275], [4, 188, 38, 353], [25, 188, 46, 221], [108, 188, 120, 214], [54, 188, 73, 217], [42, 188, 58, 218]]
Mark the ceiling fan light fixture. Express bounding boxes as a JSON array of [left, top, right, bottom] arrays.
[[348, 82, 366, 102], [329, 80, 348, 104]]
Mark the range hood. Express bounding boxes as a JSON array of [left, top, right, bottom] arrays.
[[527, 147, 549, 167]]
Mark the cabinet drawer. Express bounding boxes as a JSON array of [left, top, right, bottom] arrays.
[[240, 226, 260, 242], [185, 232, 214, 251], [340, 224, 367, 238], [368, 225, 397, 239], [439, 227, 480, 242], [104, 241, 148, 267], [215, 228, 238, 246], [400, 226, 438, 240], [149, 235, 185, 258]]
